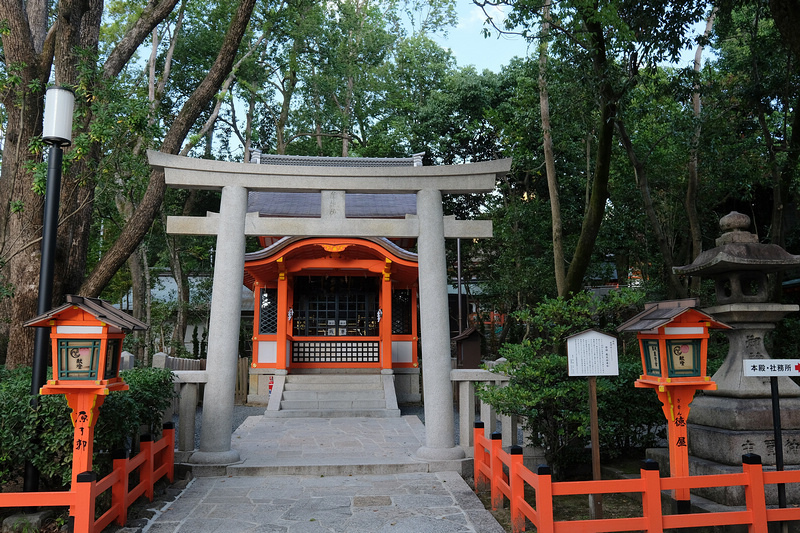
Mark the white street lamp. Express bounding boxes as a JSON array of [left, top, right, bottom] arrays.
[[42, 86, 74, 146], [26, 85, 75, 492]]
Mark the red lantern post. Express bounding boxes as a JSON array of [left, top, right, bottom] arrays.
[[25, 295, 147, 488], [618, 298, 730, 514]]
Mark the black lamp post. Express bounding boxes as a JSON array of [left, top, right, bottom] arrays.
[[24, 86, 74, 492]]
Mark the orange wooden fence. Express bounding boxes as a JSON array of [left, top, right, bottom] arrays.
[[0, 423, 175, 532], [473, 422, 800, 533]]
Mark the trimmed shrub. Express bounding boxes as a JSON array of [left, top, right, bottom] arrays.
[[0, 366, 175, 489], [477, 290, 664, 479]]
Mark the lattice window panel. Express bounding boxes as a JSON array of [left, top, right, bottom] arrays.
[[292, 341, 380, 363], [392, 289, 413, 334], [292, 276, 378, 336], [259, 288, 278, 334]]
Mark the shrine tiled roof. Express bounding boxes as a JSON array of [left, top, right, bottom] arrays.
[[247, 152, 422, 218], [253, 152, 423, 167], [247, 192, 416, 218]]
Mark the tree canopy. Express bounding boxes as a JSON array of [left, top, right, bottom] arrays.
[[0, 0, 798, 366]]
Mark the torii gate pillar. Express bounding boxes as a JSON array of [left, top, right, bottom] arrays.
[[416, 189, 463, 460], [191, 185, 247, 465]]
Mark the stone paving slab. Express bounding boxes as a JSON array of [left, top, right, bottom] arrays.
[[147, 414, 501, 532], [225, 415, 432, 476], [143, 471, 504, 533]]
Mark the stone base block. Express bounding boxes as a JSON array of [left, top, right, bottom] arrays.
[[522, 446, 547, 472], [415, 444, 466, 462], [394, 368, 421, 404], [246, 393, 269, 405], [189, 448, 241, 466], [2, 511, 53, 533], [688, 423, 800, 466], [426, 456, 474, 477], [689, 394, 800, 430], [647, 447, 800, 507]]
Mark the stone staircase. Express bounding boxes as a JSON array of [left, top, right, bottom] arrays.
[[265, 371, 401, 418]]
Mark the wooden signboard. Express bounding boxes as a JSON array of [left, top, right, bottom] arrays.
[[566, 329, 619, 520], [567, 329, 619, 377]]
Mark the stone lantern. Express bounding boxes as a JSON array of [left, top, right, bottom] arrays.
[[672, 211, 800, 504]]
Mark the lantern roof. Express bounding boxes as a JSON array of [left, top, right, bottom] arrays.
[[24, 294, 148, 332], [617, 298, 730, 334], [674, 211, 800, 276]]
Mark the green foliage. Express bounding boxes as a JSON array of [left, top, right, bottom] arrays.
[[597, 359, 665, 455], [0, 366, 72, 489], [0, 366, 175, 489], [479, 345, 589, 479], [477, 289, 664, 479], [116, 367, 177, 438]]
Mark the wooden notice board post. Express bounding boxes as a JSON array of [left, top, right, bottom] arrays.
[[567, 329, 619, 520]]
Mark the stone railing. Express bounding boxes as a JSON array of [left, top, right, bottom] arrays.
[[152, 352, 208, 458], [171, 370, 208, 458], [451, 368, 545, 468]]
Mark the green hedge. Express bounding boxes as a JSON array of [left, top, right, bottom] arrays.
[[0, 366, 175, 489], [477, 291, 665, 479]]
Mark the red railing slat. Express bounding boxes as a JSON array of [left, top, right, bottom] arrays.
[[0, 427, 175, 533], [473, 428, 800, 533]]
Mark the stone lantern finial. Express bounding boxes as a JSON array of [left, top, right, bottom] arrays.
[[716, 211, 758, 246]]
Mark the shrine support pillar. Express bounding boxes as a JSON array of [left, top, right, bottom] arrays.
[[380, 270, 393, 373], [415, 189, 464, 461], [276, 272, 289, 374], [191, 185, 247, 465]]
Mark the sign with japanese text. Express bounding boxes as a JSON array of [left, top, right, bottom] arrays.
[[743, 359, 800, 377], [567, 329, 619, 377]]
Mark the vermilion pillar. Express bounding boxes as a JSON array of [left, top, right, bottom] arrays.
[[276, 271, 289, 373], [380, 267, 393, 372]]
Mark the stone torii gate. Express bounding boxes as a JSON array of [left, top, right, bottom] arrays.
[[147, 150, 511, 466]]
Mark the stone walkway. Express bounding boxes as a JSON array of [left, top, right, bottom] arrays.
[[144, 471, 502, 533], [141, 415, 505, 532]]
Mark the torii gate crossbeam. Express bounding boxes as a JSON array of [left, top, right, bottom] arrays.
[[147, 150, 511, 466]]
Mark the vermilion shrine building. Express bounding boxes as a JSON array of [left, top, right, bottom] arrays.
[[244, 153, 426, 403], [148, 150, 511, 467]]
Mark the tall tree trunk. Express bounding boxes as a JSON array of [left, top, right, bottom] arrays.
[[755, 1, 800, 299], [53, 0, 102, 302], [275, 38, 301, 155], [685, 8, 717, 295], [244, 94, 255, 161], [127, 246, 149, 364], [0, 0, 179, 368], [79, 0, 258, 297], [166, 227, 189, 353], [616, 121, 687, 299], [166, 190, 198, 353], [769, 0, 800, 61], [0, 2, 58, 368], [538, 0, 565, 296], [562, 14, 615, 297]]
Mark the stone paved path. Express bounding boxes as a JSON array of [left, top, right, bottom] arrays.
[[144, 471, 503, 533], [142, 415, 505, 532]]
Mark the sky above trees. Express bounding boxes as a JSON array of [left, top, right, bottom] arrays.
[[433, 1, 528, 72]]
